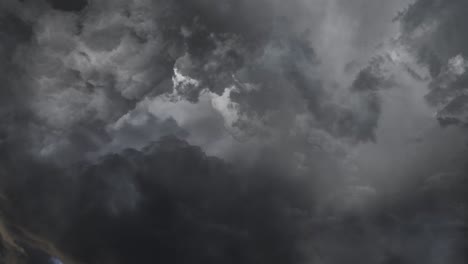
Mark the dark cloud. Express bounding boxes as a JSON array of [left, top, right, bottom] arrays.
[[0, 136, 317, 264], [174, 18, 385, 142], [399, 0, 468, 126], [46, 0, 88, 12], [1, 136, 468, 263], [0, 0, 390, 168], [1, 0, 468, 263]]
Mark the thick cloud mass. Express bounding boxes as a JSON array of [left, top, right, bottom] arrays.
[[398, 0, 468, 126], [1, 0, 468, 263], [0, 136, 316, 263], [46, 0, 88, 12], [3, 136, 468, 264]]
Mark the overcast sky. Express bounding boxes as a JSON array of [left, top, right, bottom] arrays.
[[1, 0, 468, 263]]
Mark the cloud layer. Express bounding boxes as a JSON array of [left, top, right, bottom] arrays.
[[1, 0, 468, 263]]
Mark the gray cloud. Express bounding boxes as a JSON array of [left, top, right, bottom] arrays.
[[398, 0, 468, 126], [1, 0, 468, 263], [2, 135, 468, 264]]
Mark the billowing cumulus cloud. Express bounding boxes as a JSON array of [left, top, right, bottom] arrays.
[[1, 0, 468, 263], [3, 0, 397, 160]]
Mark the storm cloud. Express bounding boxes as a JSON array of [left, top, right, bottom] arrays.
[[1, 0, 468, 263]]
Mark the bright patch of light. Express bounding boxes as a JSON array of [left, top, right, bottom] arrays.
[[172, 67, 200, 92], [448, 54, 466, 76], [210, 86, 240, 129]]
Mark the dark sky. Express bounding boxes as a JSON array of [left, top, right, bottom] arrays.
[[46, 0, 88, 12], [1, 0, 468, 263]]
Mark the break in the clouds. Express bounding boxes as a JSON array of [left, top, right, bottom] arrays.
[[1, 0, 468, 263]]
